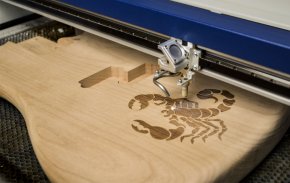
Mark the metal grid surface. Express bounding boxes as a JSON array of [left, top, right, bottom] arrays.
[[0, 99, 49, 183]]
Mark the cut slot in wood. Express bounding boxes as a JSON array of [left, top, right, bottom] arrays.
[[79, 63, 158, 88]]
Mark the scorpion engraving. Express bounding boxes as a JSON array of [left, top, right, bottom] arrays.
[[128, 89, 235, 144]]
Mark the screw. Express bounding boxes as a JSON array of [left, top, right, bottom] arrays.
[[57, 28, 64, 33]]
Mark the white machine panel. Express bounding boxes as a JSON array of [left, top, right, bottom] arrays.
[[0, 1, 31, 24], [173, 0, 290, 31]]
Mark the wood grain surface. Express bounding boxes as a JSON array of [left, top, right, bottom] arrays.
[[0, 33, 289, 183]]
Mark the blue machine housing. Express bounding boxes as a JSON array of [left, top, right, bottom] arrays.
[[59, 0, 290, 75]]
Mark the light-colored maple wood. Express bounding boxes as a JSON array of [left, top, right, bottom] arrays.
[[0, 33, 289, 183]]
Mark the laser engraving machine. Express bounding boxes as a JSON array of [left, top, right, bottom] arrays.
[[2, 0, 290, 104], [1, 1, 290, 182]]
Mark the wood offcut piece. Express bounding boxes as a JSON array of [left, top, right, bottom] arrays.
[[0, 33, 289, 183]]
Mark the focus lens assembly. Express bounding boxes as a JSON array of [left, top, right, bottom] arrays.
[[169, 44, 183, 63]]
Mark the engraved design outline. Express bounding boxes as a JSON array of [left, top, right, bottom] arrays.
[[128, 89, 235, 144]]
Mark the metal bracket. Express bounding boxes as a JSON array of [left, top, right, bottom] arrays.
[[177, 48, 201, 97], [157, 39, 192, 73], [154, 38, 202, 97], [192, 49, 202, 71]]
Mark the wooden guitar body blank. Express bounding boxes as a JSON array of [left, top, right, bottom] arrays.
[[0, 33, 289, 183]]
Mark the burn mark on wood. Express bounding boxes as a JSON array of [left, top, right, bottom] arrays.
[[129, 89, 235, 144], [223, 99, 235, 106], [218, 104, 231, 112], [221, 90, 234, 99]]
